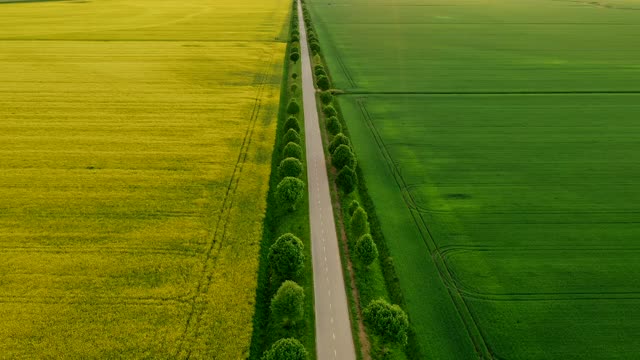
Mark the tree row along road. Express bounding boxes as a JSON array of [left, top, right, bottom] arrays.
[[296, 1, 357, 359]]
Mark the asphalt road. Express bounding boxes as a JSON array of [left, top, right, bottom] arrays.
[[296, 2, 357, 359]]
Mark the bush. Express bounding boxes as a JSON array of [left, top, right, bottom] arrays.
[[290, 84, 298, 95], [290, 46, 299, 54], [284, 116, 300, 133], [292, 72, 298, 79], [314, 64, 325, 76], [356, 234, 378, 266], [349, 200, 360, 216], [363, 299, 410, 349], [262, 338, 308, 360], [323, 105, 337, 118], [326, 116, 341, 136], [332, 144, 356, 170], [328, 133, 351, 154], [283, 142, 302, 160], [316, 75, 330, 91], [291, 34, 300, 43], [287, 99, 300, 115], [276, 176, 305, 211], [337, 166, 357, 194], [278, 157, 303, 179], [350, 206, 369, 239], [283, 128, 301, 145], [271, 280, 305, 326], [319, 91, 333, 105], [290, 52, 300, 63]]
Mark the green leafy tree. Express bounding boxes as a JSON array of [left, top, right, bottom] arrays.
[[278, 157, 303, 178], [331, 144, 356, 170], [290, 52, 300, 63], [290, 46, 299, 54], [284, 116, 300, 132], [323, 105, 337, 118], [329, 133, 350, 153], [262, 338, 308, 360], [337, 166, 357, 194], [319, 91, 333, 105], [287, 99, 300, 115], [283, 142, 302, 160], [283, 128, 301, 145], [314, 64, 325, 76], [326, 116, 341, 136], [268, 233, 305, 280], [271, 280, 305, 326], [350, 206, 369, 239], [349, 200, 360, 216], [310, 41, 321, 54], [276, 176, 305, 211], [292, 72, 298, 80], [291, 34, 300, 43], [356, 234, 378, 266], [363, 299, 410, 352], [316, 75, 330, 91], [316, 69, 327, 79]]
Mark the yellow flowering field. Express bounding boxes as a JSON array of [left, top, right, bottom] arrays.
[[0, 0, 289, 357]]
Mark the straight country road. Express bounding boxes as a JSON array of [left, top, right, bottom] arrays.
[[296, 1, 357, 359]]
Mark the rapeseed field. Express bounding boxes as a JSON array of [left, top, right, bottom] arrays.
[[0, 0, 289, 357]]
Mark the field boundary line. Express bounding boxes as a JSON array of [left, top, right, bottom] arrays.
[[356, 98, 495, 359]]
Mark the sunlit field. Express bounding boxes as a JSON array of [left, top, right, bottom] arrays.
[[0, 0, 289, 357]]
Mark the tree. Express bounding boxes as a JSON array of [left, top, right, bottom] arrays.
[[363, 299, 409, 351], [315, 69, 327, 79], [262, 338, 308, 360], [292, 72, 298, 79], [337, 166, 357, 194], [350, 206, 369, 239], [287, 99, 300, 115], [331, 144, 356, 170], [316, 75, 330, 91], [268, 233, 305, 280], [271, 280, 305, 326], [290, 46, 299, 54], [329, 133, 350, 153], [276, 176, 305, 211], [283, 142, 302, 160], [310, 41, 321, 54], [290, 52, 300, 63], [284, 116, 300, 132], [349, 200, 360, 216], [283, 128, 301, 145], [291, 34, 300, 43], [319, 91, 333, 105], [278, 157, 303, 178], [356, 234, 378, 266], [314, 64, 325, 76], [322, 105, 337, 118], [326, 116, 341, 136]]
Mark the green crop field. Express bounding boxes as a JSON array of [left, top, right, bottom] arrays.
[[0, 0, 289, 358], [306, 0, 640, 358]]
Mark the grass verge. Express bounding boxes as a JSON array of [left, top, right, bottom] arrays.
[[249, 1, 317, 359]]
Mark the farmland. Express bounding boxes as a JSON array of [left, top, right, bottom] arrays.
[[0, 0, 289, 358], [306, 0, 640, 359]]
